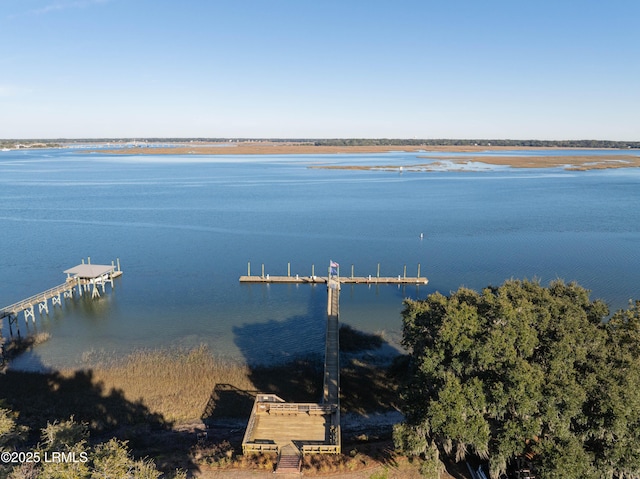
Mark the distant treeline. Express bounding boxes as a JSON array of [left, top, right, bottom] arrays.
[[310, 138, 640, 149], [2, 138, 639, 149]]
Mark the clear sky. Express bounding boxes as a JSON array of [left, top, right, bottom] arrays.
[[1, 0, 638, 140]]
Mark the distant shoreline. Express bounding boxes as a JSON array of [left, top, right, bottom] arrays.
[[88, 142, 640, 170]]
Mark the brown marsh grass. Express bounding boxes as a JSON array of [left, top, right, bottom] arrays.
[[82, 345, 254, 424]]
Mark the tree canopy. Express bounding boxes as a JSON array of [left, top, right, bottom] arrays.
[[0, 414, 187, 479], [395, 279, 640, 479]]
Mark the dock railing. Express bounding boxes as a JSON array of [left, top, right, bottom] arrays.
[[0, 280, 74, 318]]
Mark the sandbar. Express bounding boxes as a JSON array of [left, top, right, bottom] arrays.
[[90, 142, 640, 170]]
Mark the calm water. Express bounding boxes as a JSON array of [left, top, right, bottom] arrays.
[[1, 148, 639, 370]]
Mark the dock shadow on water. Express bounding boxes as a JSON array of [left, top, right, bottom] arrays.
[[338, 324, 405, 414], [202, 307, 405, 423], [229, 311, 327, 404]]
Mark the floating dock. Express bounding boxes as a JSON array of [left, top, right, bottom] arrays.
[[240, 275, 427, 284], [239, 262, 428, 285]]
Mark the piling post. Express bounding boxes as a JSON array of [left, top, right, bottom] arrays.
[[418, 263, 421, 278], [288, 262, 291, 277], [24, 306, 34, 325], [351, 264, 354, 279], [312, 264, 315, 278], [377, 263, 380, 278], [38, 299, 48, 315], [404, 264, 407, 279], [88, 257, 91, 265], [248, 262, 251, 276], [117, 258, 121, 272], [261, 264, 265, 279]]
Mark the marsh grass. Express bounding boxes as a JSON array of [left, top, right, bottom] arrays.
[[64, 346, 324, 425], [83, 345, 254, 424]]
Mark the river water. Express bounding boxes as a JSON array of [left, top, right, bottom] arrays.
[[1, 148, 639, 370]]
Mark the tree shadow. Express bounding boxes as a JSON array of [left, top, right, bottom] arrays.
[[201, 383, 258, 423], [0, 354, 199, 474], [0, 368, 166, 436]]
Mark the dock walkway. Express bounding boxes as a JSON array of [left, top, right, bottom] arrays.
[[1, 280, 77, 320], [323, 278, 340, 404]]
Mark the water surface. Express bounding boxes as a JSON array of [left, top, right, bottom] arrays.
[[1, 148, 639, 370]]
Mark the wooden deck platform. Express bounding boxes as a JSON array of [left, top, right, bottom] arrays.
[[242, 395, 340, 455]]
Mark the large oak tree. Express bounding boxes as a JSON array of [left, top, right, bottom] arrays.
[[395, 279, 640, 479]]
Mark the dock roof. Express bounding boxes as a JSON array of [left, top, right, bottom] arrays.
[[64, 264, 115, 279]]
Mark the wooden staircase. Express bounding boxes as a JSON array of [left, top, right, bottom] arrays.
[[275, 443, 301, 474]]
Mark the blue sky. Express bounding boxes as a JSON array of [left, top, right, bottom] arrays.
[[1, 0, 638, 140]]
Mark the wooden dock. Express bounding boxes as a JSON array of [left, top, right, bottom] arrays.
[[241, 261, 428, 463], [239, 275, 428, 285], [0, 259, 122, 334], [242, 275, 344, 461]]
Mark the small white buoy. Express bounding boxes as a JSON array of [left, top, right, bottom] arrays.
[[420, 232, 424, 239]]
